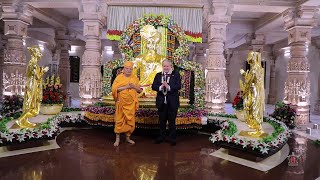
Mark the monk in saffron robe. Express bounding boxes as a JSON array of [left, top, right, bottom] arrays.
[[112, 61, 142, 146]]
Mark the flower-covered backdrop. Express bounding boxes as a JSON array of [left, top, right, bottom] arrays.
[[102, 14, 205, 109]]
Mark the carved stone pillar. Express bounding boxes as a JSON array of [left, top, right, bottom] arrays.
[[0, 35, 7, 97], [79, 0, 106, 103], [267, 54, 277, 104], [282, 6, 317, 125], [251, 34, 265, 52], [56, 29, 71, 106], [0, 2, 33, 96], [225, 49, 232, 102], [205, 0, 233, 113], [313, 39, 320, 114], [314, 72, 320, 115], [50, 49, 60, 75], [195, 43, 207, 69]]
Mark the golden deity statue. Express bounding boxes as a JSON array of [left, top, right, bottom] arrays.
[[239, 51, 267, 138], [103, 25, 189, 108], [16, 46, 49, 128], [133, 25, 166, 97]]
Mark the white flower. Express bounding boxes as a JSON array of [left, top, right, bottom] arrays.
[[262, 142, 270, 147], [271, 141, 279, 147], [210, 137, 217, 143], [0, 132, 7, 138], [241, 141, 249, 148], [47, 131, 54, 137], [37, 131, 44, 138], [260, 147, 270, 154], [6, 134, 15, 142], [17, 135, 25, 142], [252, 142, 259, 150], [27, 132, 35, 139]]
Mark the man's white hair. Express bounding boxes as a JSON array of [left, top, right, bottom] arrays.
[[162, 59, 172, 66]]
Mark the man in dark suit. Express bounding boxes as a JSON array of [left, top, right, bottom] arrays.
[[152, 59, 181, 146]]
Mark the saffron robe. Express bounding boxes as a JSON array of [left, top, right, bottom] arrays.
[[112, 73, 139, 134]]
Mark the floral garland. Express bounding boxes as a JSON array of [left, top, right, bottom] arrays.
[[107, 29, 202, 43], [102, 14, 205, 108], [102, 58, 124, 96], [118, 14, 189, 63], [0, 113, 82, 145], [175, 59, 205, 109], [209, 114, 291, 154], [82, 106, 205, 118]]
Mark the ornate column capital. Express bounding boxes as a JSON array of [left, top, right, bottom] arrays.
[[55, 28, 71, 51], [79, 0, 106, 25], [283, 6, 317, 30], [283, 6, 317, 45], [251, 34, 265, 52], [1, 2, 33, 23], [208, 0, 233, 23], [1, 2, 34, 37]]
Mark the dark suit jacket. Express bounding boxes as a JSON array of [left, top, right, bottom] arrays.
[[152, 70, 182, 110]]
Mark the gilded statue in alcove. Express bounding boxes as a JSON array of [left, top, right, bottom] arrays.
[[133, 25, 166, 97], [16, 46, 49, 128], [239, 51, 267, 138]]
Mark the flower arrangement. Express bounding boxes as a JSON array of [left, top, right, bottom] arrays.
[[270, 102, 296, 129], [118, 14, 189, 63], [0, 95, 23, 117], [102, 14, 205, 109], [42, 75, 66, 105], [209, 114, 291, 154], [232, 91, 244, 111]]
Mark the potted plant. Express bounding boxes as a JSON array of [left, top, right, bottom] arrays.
[[232, 91, 245, 121], [270, 102, 296, 129], [40, 75, 66, 115]]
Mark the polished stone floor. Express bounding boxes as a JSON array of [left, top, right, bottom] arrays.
[[0, 128, 319, 180]]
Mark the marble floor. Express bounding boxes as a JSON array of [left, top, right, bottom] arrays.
[[0, 128, 320, 180]]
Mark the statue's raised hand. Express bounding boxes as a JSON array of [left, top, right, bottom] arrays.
[[43, 67, 49, 73], [240, 69, 246, 75]]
